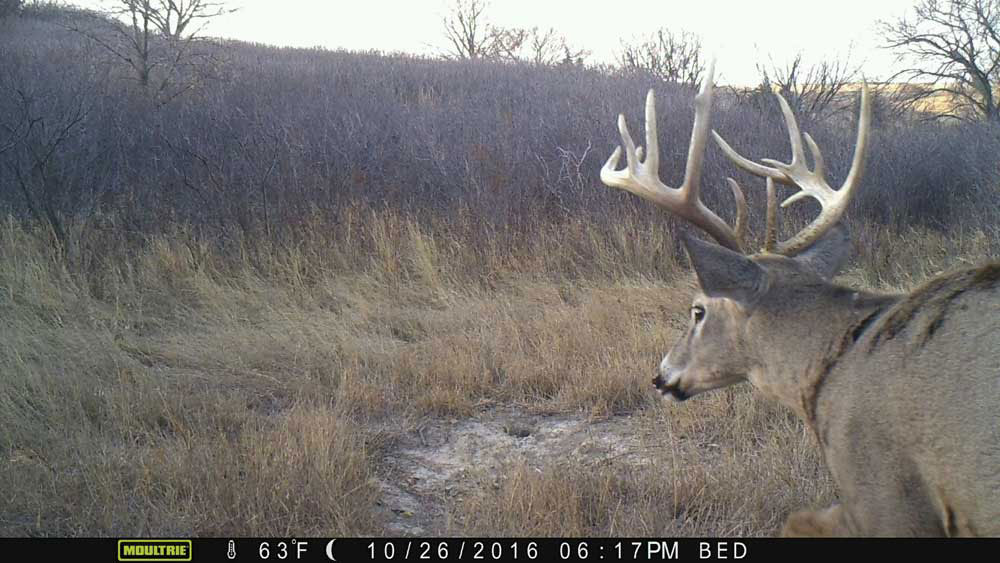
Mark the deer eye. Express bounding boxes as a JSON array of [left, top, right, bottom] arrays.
[[691, 305, 706, 323]]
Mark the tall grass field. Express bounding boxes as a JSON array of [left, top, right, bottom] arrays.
[[1, 6, 998, 536]]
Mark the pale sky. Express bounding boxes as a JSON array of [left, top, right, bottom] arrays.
[[73, 0, 923, 85]]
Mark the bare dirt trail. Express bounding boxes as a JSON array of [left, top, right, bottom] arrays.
[[374, 404, 717, 535]]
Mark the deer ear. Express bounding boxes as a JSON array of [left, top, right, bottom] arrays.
[[682, 233, 767, 303], [793, 223, 852, 280]]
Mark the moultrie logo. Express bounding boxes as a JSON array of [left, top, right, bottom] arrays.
[[117, 539, 192, 562]]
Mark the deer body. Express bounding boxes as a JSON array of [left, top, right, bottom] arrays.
[[807, 264, 1000, 536], [599, 62, 1000, 536]]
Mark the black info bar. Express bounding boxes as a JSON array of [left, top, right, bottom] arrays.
[[0, 537, 993, 562]]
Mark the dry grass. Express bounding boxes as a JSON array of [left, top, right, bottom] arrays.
[[0, 207, 996, 536]]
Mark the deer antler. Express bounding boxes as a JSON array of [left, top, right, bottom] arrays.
[[600, 61, 747, 253], [712, 85, 871, 255]]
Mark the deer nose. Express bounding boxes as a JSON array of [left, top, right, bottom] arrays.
[[655, 356, 672, 388], [653, 368, 689, 401]]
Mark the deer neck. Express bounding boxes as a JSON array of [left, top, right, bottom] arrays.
[[748, 288, 901, 423]]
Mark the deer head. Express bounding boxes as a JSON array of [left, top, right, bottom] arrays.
[[601, 62, 872, 402]]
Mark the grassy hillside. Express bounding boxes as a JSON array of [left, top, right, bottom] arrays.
[[0, 7, 998, 536]]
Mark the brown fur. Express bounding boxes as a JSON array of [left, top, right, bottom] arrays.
[[781, 505, 845, 537], [868, 262, 1000, 351], [802, 296, 896, 430]]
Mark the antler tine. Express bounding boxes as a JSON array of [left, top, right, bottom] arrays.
[[764, 177, 778, 253], [726, 177, 749, 249], [711, 84, 872, 255], [600, 60, 747, 253]]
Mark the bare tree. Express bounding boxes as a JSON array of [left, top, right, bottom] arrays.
[[142, 0, 230, 39], [882, 0, 1000, 121], [69, 1, 234, 102], [487, 25, 529, 62], [441, 0, 586, 65], [524, 27, 588, 66], [442, 0, 496, 59], [752, 53, 862, 123], [618, 28, 705, 88]]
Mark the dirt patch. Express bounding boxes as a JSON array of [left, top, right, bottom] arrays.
[[374, 404, 718, 535]]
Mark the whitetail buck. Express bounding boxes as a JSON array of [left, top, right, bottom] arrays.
[[600, 62, 1000, 536]]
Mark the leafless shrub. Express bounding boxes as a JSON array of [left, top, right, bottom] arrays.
[[747, 53, 862, 124], [618, 28, 704, 88], [0, 78, 92, 249], [2, 9, 999, 254], [519, 26, 588, 66]]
